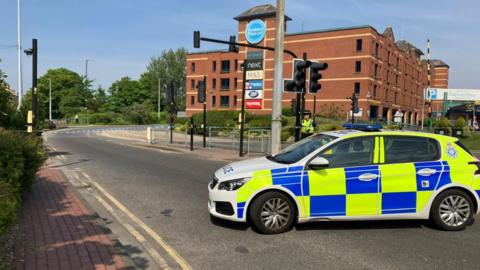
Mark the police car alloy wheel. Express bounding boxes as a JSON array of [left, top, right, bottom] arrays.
[[249, 192, 295, 234], [431, 189, 474, 231]]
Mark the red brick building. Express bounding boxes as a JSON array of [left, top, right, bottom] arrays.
[[186, 4, 449, 124]]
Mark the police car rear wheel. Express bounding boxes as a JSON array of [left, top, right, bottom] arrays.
[[431, 189, 473, 231], [249, 192, 295, 234]]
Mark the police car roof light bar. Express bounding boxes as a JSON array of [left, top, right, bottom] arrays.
[[343, 123, 383, 131]]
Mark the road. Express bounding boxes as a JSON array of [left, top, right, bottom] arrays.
[[45, 127, 480, 270]]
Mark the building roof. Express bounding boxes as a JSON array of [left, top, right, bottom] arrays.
[[287, 25, 373, 37], [396, 40, 424, 56], [187, 49, 230, 56], [430, 59, 450, 68], [234, 4, 291, 21]]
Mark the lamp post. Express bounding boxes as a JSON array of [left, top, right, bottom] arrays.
[[48, 78, 52, 120], [85, 59, 93, 79], [158, 78, 161, 120]]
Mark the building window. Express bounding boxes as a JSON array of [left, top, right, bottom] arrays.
[[374, 64, 378, 77], [375, 43, 379, 57], [395, 92, 398, 104], [396, 57, 400, 69], [212, 61, 217, 72], [190, 96, 195, 105], [191, 62, 195, 73], [212, 78, 216, 89], [235, 60, 238, 71], [221, 78, 230, 90], [395, 75, 399, 86], [191, 79, 195, 90], [354, 82, 361, 94], [212, 96, 216, 106], [234, 95, 237, 106], [221, 60, 230, 73], [220, 96, 230, 107], [373, 85, 377, 98], [355, 61, 362, 73], [234, 78, 238, 89], [356, 39, 363, 52]]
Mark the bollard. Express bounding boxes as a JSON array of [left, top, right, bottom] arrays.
[[190, 117, 194, 151], [147, 127, 153, 144]]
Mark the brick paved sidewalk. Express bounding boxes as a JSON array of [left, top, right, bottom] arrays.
[[15, 166, 126, 270]]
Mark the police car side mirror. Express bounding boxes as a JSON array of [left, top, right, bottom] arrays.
[[308, 157, 329, 170]]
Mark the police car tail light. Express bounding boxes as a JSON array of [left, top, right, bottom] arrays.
[[468, 161, 480, 176], [218, 177, 251, 191]]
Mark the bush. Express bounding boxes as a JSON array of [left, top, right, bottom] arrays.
[[438, 117, 450, 128], [191, 111, 238, 127], [121, 102, 156, 124], [0, 182, 18, 233], [462, 126, 472, 138], [455, 117, 467, 128], [0, 130, 45, 234]]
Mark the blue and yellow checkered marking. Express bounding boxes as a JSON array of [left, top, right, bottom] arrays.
[[310, 195, 346, 216], [345, 166, 380, 194], [237, 202, 246, 218], [271, 166, 304, 196], [238, 160, 459, 219]]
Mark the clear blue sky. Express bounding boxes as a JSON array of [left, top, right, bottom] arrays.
[[1, 0, 478, 92]]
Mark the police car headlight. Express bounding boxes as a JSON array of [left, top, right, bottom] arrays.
[[218, 177, 251, 191]]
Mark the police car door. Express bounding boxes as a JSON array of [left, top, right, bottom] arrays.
[[306, 136, 381, 217], [379, 136, 444, 215]]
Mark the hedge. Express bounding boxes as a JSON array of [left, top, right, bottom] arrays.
[[0, 130, 46, 234]]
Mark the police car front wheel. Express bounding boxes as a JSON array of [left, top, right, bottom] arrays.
[[249, 191, 296, 234], [431, 189, 474, 231]]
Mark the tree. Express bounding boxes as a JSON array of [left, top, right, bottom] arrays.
[[0, 59, 19, 128], [36, 68, 89, 119], [106, 77, 146, 113], [143, 48, 187, 111]]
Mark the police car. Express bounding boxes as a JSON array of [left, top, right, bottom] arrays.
[[208, 124, 480, 234]]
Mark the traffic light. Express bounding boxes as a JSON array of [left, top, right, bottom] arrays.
[[166, 82, 175, 104], [194, 31, 201, 48], [290, 99, 297, 113], [351, 93, 360, 114], [293, 60, 308, 92], [284, 80, 297, 92], [229, 35, 239, 53], [197, 77, 206, 103], [309, 62, 328, 93]]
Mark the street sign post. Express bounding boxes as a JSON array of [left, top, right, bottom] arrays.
[[240, 58, 263, 156]]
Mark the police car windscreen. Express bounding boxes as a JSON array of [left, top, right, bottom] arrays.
[[268, 134, 336, 164]]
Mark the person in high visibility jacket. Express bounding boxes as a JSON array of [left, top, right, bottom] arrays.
[[301, 114, 314, 138]]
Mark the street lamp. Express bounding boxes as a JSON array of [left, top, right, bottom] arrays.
[[48, 78, 52, 120], [85, 59, 93, 79]]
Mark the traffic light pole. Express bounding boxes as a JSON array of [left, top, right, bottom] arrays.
[[197, 36, 297, 59], [203, 101, 206, 148], [294, 93, 302, 142], [32, 39, 38, 129], [294, 52, 308, 142], [239, 62, 247, 157], [202, 76, 207, 147]]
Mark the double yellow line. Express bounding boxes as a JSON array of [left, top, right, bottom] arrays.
[[78, 170, 192, 270]]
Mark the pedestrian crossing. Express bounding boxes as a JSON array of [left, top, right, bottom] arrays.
[[50, 125, 168, 136]]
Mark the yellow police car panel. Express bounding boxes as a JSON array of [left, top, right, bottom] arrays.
[[208, 125, 480, 234]]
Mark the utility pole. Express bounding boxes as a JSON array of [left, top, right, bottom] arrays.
[[24, 39, 38, 129], [85, 59, 93, 79], [158, 78, 161, 120], [421, 39, 430, 131], [16, 0, 23, 109], [48, 78, 52, 120], [270, 0, 285, 154]]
